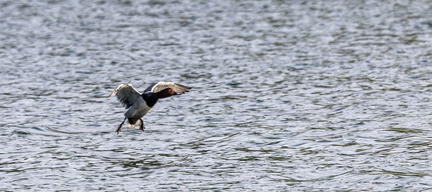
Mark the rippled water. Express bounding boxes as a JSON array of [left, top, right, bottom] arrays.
[[1, 0, 432, 191]]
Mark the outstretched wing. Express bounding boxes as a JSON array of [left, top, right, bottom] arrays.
[[144, 81, 191, 94], [109, 84, 142, 109]]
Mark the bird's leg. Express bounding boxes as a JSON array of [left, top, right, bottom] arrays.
[[116, 117, 127, 134], [139, 118, 145, 131]]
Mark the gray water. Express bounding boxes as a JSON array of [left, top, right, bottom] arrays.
[[1, 0, 432, 191]]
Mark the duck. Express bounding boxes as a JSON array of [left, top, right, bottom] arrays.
[[109, 81, 191, 134]]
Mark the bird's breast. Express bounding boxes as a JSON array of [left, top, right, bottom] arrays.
[[142, 93, 159, 108]]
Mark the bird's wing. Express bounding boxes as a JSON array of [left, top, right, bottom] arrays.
[[144, 81, 191, 94], [109, 84, 142, 109]]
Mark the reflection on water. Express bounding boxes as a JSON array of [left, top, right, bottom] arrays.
[[1, 0, 432, 191]]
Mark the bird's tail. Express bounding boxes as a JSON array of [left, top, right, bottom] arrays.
[[127, 118, 140, 128]]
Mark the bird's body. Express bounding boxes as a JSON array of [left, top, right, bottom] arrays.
[[109, 82, 191, 133]]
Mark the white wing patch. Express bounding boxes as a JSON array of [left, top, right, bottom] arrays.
[[144, 81, 191, 94]]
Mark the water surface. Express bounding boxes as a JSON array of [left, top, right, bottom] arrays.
[[1, 0, 432, 191]]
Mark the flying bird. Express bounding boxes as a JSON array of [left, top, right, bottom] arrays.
[[109, 82, 191, 134]]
